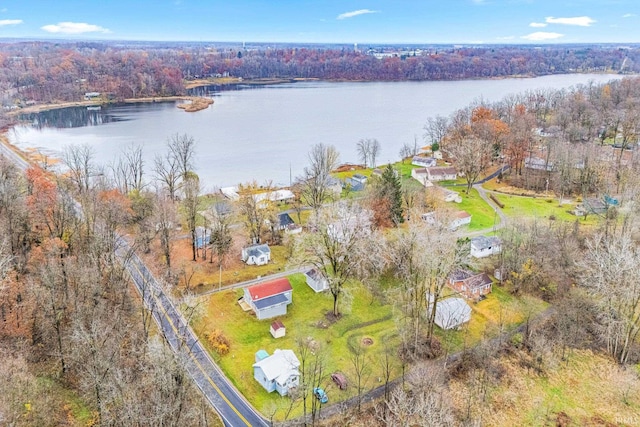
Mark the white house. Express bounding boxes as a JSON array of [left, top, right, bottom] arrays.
[[470, 236, 502, 258], [304, 268, 329, 292], [449, 210, 472, 230], [425, 166, 458, 181], [253, 349, 300, 396], [524, 156, 554, 171], [411, 156, 437, 168], [411, 168, 434, 187], [428, 296, 472, 330], [241, 244, 271, 266]]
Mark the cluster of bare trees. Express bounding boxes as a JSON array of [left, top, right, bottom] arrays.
[[0, 153, 210, 425]]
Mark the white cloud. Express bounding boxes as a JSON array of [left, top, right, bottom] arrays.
[[0, 19, 22, 26], [545, 16, 595, 26], [496, 36, 516, 40], [521, 31, 564, 41], [337, 9, 378, 20], [529, 22, 547, 28], [623, 13, 636, 18], [41, 22, 110, 34]]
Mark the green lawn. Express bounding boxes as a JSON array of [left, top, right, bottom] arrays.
[[494, 193, 600, 226], [456, 188, 499, 232], [438, 285, 549, 353], [191, 274, 400, 419]]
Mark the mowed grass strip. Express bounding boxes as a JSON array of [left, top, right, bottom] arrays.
[[191, 273, 399, 419], [493, 192, 601, 226], [456, 188, 498, 231]]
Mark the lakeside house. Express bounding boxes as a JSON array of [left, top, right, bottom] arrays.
[[242, 278, 293, 320], [411, 168, 434, 187], [425, 166, 458, 181], [252, 349, 300, 396], [411, 156, 437, 168]]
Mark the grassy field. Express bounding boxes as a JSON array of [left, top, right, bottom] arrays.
[[491, 192, 600, 226], [191, 274, 400, 419], [450, 349, 640, 426], [455, 188, 499, 232]]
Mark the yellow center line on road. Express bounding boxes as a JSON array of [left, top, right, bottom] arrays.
[[129, 260, 254, 427]]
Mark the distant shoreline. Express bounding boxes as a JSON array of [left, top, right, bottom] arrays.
[[6, 71, 632, 117], [8, 95, 213, 116]]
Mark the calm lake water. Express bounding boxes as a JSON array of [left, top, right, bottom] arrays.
[[8, 74, 624, 189]]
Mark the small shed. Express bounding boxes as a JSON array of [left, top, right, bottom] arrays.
[[270, 321, 286, 338], [304, 268, 329, 293]]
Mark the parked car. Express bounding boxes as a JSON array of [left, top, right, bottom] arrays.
[[313, 387, 328, 404]]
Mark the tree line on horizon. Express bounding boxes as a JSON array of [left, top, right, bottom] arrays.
[[0, 41, 638, 110]]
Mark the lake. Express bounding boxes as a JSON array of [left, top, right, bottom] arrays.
[[7, 74, 624, 189]]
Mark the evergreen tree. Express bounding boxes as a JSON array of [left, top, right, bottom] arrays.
[[378, 164, 404, 226]]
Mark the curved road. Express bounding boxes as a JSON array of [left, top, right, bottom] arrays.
[[0, 142, 270, 427], [117, 242, 270, 427]]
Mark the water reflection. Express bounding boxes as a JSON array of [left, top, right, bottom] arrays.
[[19, 105, 131, 129]]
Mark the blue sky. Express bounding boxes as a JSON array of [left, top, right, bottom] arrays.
[[0, 0, 639, 44]]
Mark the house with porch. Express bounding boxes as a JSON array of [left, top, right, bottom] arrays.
[[253, 349, 300, 396], [243, 278, 293, 320]]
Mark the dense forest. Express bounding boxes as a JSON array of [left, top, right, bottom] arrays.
[[0, 41, 639, 107]]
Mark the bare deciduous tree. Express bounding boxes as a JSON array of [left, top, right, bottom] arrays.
[[300, 143, 340, 219], [63, 144, 95, 194], [357, 138, 381, 168], [446, 136, 492, 194], [291, 202, 372, 317], [579, 229, 640, 364]]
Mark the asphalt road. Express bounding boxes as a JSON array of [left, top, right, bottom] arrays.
[[0, 139, 270, 426], [116, 240, 271, 427]]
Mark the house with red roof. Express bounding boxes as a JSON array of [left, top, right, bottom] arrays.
[[243, 278, 293, 320]]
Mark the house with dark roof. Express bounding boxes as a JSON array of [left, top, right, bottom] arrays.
[[448, 270, 493, 300], [344, 173, 368, 192], [277, 213, 295, 230], [304, 268, 329, 293], [241, 244, 271, 266], [243, 278, 293, 320], [470, 235, 502, 258]]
